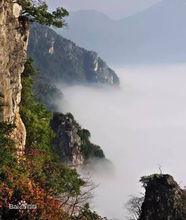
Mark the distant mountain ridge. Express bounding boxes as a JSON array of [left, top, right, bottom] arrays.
[[58, 0, 186, 64], [28, 23, 119, 85]]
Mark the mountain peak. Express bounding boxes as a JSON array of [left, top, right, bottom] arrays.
[[59, 0, 186, 64]]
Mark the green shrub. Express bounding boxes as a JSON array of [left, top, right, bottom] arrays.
[[20, 59, 84, 194], [18, 0, 69, 27], [78, 129, 105, 159]]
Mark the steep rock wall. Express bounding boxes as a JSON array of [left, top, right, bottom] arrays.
[[0, 0, 29, 154], [139, 174, 186, 220], [28, 23, 119, 86], [50, 113, 105, 166]]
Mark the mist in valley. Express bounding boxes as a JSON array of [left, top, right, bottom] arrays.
[[44, 1, 186, 219], [56, 64, 186, 219]]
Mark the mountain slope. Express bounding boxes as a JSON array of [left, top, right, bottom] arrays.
[[28, 23, 119, 85], [59, 0, 186, 64]]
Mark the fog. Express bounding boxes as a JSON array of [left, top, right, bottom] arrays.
[[57, 64, 186, 219]]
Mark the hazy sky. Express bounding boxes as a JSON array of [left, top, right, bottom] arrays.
[[47, 0, 161, 19]]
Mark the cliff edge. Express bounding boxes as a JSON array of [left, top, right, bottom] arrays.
[[0, 0, 29, 155]]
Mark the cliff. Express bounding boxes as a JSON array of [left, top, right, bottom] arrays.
[[139, 174, 186, 220], [0, 0, 29, 154], [50, 112, 105, 166], [28, 23, 119, 86], [0, 2, 105, 218]]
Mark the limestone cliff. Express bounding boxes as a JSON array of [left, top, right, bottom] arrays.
[[28, 23, 119, 86], [0, 0, 29, 154], [139, 174, 186, 220]]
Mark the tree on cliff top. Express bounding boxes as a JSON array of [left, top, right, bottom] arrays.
[[18, 0, 69, 27]]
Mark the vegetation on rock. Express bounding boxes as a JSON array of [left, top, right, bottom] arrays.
[[51, 112, 105, 164], [78, 127, 105, 160], [0, 1, 104, 218], [18, 0, 69, 27], [139, 174, 186, 220], [34, 79, 63, 111], [0, 59, 102, 219], [29, 23, 119, 86]]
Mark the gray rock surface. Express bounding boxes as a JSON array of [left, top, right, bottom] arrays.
[[28, 23, 119, 86], [50, 112, 105, 166]]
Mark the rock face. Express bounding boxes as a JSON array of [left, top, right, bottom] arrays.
[[50, 112, 105, 166], [28, 23, 119, 86], [0, 0, 29, 154], [139, 174, 186, 220]]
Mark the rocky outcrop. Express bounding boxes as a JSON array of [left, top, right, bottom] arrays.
[[139, 174, 186, 220], [0, 0, 29, 155], [50, 112, 105, 166], [28, 23, 119, 86]]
